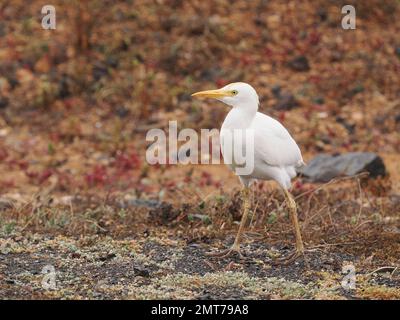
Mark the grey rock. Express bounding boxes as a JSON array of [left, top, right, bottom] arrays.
[[299, 152, 386, 182]]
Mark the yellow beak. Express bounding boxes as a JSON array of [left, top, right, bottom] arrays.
[[191, 89, 233, 99]]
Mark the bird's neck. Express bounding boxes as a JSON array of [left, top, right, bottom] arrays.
[[222, 107, 257, 130]]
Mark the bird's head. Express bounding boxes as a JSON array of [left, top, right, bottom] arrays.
[[191, 82, 259, 111]]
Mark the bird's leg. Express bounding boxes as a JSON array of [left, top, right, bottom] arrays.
[[206, 187, 250, 259], [274, 189, 307, 265], [231, 187, 251, 252], [286, 189, 304, 254]]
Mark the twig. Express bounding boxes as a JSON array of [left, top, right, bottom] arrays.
[[354, 220, 373, 230], [367, 266, 399, 276], [355, 177, 363, 226], [294, 172, 369, 201], [308, 241, 358, 249], [249, 197, 259, 230]]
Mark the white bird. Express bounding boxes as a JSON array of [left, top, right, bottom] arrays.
[[192, 82, 305, 263]]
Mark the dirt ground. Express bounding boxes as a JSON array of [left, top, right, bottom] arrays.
[[1, 159, 400, 299], [1, 227, 400, 299]]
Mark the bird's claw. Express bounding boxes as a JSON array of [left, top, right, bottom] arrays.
[[272, 249, 309, 267], [206, 246, 244, 259], [272, 250, 302, 265]]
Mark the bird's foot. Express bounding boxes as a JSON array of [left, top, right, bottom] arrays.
[[272, 248, 309, 267], [206, 245, 244, 259]]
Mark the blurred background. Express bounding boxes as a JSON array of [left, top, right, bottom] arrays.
[[0, 0, 399, 215]]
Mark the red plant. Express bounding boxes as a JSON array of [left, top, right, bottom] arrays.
[[293, 180, 303, 191], [165, 180, 176, 190], [0, 180, 15, 189], [200, 171, 213, 186], [240, 54, 254, 66], [85, 165, 109, 186], [0, 147, 8, 162], [214, 180, 221, 188], [56, 171, 73, 191], [309, 75, 322, 84], [278, 112, 286, 123], [39, 169, 53, 184], [17, 160, 29, 170], [308, 31, 321, 46], [264, 47, 274, 58], [25, 169, 53, 185], [25, 171, 38, 179], [216, 78, 228, 87], [114, 151, 141, 172]]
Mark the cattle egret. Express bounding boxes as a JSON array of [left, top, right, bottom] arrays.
[[192, 82, 306, 263]]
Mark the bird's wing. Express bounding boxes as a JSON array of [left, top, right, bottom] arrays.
[[251, 112, 303, 167]]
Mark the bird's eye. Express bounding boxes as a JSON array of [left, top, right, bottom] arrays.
[[231, 90, 238, 96]]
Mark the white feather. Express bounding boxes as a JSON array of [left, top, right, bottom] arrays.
[[218, 82, 304, 190]]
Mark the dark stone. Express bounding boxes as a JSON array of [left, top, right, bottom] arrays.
[[317, 8, 328, 21], [71, 252, 81, 259], [115, 106, 130, 118], [396, 47, 400, 58], [161, 16, 178, 32], [287, 55, 310, 72], [0, 22, 5, 37], [271, 85, 281, 98], [106, 56, 119, 68], [336, 116, 356, 134], [330, 50, 343, 62], [273, 92, 298, 111], [0, 96, 9, 109], [92, 63, 109, 81], [134, 53, 144, 63], [148, 202, 178, 224], [313, 96, 325, 105], [120, 198, 179, 225], [99, 253, 116, 261], [119, 40, 129, 51], [395, 113, 400, 124], [346, 85, 364, 99], [187, 17, 207, 35], [351, 85, 364, 94], [196, 291, 215, 300], [133, 266, 150, 277], [299, 152, 386, 182], [58, 75, 70, 99], [253, 17, 266, 27], [7, 75, 19, 89]]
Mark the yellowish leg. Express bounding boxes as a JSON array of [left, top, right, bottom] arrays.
[[285, 189, 304, 254], [207, 187, 250, 258], [231, 187, 251, 251], [274, 189, 306, 264]]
